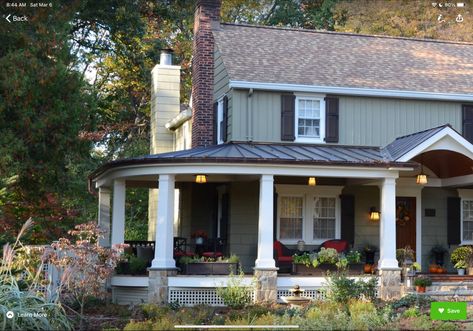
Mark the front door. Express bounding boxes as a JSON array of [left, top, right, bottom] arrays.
[[396, 197, 416, 253]]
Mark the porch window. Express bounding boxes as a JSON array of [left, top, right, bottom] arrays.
[[277, 185, 342, 245], [279, 196, 303, 239], [295, 96, 325, 143], [313, 197, 336, 240], [463, 200, 473, 241]]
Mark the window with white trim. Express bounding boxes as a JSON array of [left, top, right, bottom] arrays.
[[313, 197, 336, 239], [216, 98, 224, 144], [279, 196, 303, 240], [277, 185, 341, 245], [295, 96, 325, 143], [463, 199, 473, 242]]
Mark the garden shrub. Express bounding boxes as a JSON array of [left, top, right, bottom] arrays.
[[123, 320, 153, 331], [391, 293, 433, 310], [216, 271, 253, 309], [403, 307, 420, 318], [325, 273, 379, 304], [141, 304, 170, 319]]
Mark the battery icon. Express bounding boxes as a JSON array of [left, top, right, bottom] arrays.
[[457, 2, 465, 7]]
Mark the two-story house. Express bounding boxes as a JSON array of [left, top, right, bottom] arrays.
[[90, 0, 473, 305]]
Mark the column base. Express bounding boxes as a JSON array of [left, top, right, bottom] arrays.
[[378, 268, 402, 301], [254, 269, 278, 304], [148, 269, 177, 304], [150, 258, 176, 269]]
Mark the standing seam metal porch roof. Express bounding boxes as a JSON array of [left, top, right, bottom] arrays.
[[89, 141, 414, 181]]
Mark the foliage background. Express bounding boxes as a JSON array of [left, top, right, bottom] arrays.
[[0, 0, 471, 242]]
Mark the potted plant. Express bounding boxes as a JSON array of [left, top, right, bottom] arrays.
[[396, 246, 415, 267], [414, 276, 432, 293], [454, 261, 468, 275], [363, 244, 377, 265], [412, 262, 421, 273], [430, 245, 447, 266], [180, 254, 239, 275], [451, 246, 472, 275], [344, 250, 363, 275]]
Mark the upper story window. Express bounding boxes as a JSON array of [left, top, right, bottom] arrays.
[[216, 98, 224, 145], [295, 96, 325, 143]]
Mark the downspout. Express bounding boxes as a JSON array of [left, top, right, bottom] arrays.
[[247, 88, 254, 141]]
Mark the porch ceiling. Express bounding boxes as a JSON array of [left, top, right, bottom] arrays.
[[413, 150, 473, 178]]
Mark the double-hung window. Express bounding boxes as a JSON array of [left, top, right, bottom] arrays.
[[216, 98, 224, 144], [463, 199, 473, 242], [295, 96, 325, 143], [277, 185, 341, 245]]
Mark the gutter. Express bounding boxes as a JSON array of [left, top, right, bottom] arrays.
[[229, 80, 473, 102], [165, 108, 192, 131]]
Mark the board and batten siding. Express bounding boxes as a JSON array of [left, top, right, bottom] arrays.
[[213, 48, 232, 140], [229, 90, 463, 146], [339, 97, 462, 146]]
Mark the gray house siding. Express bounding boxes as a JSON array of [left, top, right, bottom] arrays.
[[229, 89, 463, 146], [339, 97, 462, 146], [421, 187, 458, 272], [213, 47, 232, 139]]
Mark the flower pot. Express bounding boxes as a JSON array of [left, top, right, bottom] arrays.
[[468, 267, 473, 276], [458, 269, 466, 276], [364, 264, 373, 274], [416, 286, 426, 293]]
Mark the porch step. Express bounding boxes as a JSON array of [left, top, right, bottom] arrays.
[[424, 274, 473, 282]]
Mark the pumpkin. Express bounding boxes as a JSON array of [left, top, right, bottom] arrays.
[[364, 264, 372, 273], [429, 265, 437, 273]]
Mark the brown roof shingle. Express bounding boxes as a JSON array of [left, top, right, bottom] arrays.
[[213, 23, 473, 95]]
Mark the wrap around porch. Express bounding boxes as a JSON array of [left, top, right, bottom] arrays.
[[90, 126, 473, 305]]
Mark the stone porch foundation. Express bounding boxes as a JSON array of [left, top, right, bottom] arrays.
[[378, 268, 402, 300], [254, 269, 278, 303], [148, 268, 177, 304]]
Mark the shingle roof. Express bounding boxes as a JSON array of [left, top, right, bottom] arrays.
[[213, 23, 473, 94], [383, 124, 451, 160]]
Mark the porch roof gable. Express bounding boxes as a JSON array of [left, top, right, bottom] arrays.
[[384, 124, 473, 162]]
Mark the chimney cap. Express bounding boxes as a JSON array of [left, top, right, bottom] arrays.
[[159, 48, 174, 54], [159, 48, 174, 65]]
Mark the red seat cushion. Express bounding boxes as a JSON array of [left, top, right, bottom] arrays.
[[278, 256, 293, 263]]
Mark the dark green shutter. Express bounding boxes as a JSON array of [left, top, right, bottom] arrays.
[[340, 195, 355, 245], [463, 105, 473, 143], [213, 101, 218, 145], [325, 96, 339, 143], [281, 94, 295, 141], [222, 96, 228, 142], [447, 197, 461, 245], [220, 193, 229, 240]]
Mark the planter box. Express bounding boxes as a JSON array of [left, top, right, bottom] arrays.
[[347, 263, 364, 275], [292, 263, 364, 275], [181, 262, 238, 275], [292, 263, 338, 275]]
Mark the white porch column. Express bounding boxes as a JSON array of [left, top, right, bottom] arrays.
[[255, 174, 276, 269], [150, 174, 176, 269], [111, 180, 125, 246], [379, 177, 398, 269], [98, 187, 111, 247]]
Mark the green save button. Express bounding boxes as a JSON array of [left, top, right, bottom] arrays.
[[431, 302, 467, 320]]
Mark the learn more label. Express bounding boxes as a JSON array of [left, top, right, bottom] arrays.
[[431, 302, 467, 320]]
